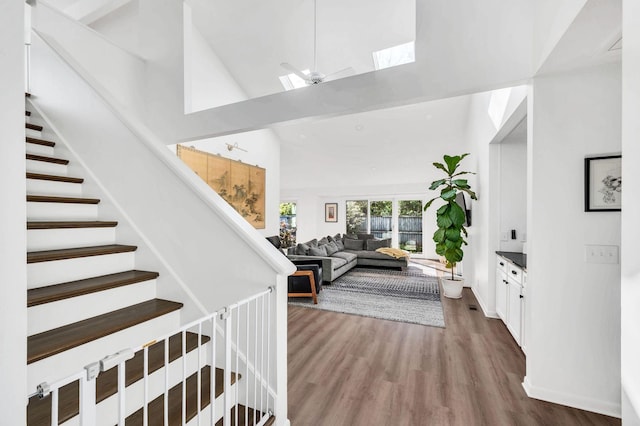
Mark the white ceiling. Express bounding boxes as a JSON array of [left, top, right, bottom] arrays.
[[188, 0, 415, 100]]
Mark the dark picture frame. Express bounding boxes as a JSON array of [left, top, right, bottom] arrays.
[[325, 203, 338, 222], [584, 155, 622, 212]]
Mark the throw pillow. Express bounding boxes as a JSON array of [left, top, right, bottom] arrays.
[[357, 233, 375, 240], [343, 238, 365, 250], [309, 245, 328, 256], [343, 233, 358, 240], [366, 238, 391, 251], [296, 243, 310, 255], [328, 233, 342, 242], [318, 237, 329, 245], [325, 241, 339, 256], [304, 238, 318, 248], [335, 239, 345, 251], [287, 247, 296, 255]]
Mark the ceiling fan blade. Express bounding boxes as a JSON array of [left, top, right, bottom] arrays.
[[323, 67, 356, 82], [280, 62, 309, 81]]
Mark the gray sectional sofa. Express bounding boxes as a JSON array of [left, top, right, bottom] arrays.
[[286, 233, 409, 283]]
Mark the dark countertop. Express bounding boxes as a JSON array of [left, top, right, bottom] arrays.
[[496, 251, 527, 270]]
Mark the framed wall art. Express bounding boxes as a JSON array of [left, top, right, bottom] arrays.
[[584, 155, 621, 212], [325, 203, 338, 222]]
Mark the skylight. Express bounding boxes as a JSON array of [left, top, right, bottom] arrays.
[[488, 87, 512, 130], [372, 41, 415, 70], [279, 70, 310, 91]]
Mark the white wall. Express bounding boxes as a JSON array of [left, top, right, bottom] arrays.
[[0, 2, 27, 420], [499, 135, 527, 253], [621, 0, 640, 422], [524, 62, 621, 416], [88, 0, 140, 55]]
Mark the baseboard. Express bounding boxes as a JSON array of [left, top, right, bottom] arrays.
[[522, 376, 621, 419], [471, 286, 498, 318]]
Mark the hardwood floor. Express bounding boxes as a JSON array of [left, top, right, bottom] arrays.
[[287, 282, 620, 426]]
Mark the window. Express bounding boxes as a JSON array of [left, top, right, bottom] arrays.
[[346, 200, 369, 235], [372, 41, 415, 70], [279, 70, 310, 91], [279, 202, 297, 247]]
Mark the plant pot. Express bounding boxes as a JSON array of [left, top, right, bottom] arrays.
[[441, 277, 464, 299]]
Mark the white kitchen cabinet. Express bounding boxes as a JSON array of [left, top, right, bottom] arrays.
[[496, 254, 526, 349]]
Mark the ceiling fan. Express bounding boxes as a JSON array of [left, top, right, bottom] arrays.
[[280, 0, 354, 85]]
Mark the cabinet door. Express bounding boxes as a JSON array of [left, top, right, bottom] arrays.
[[507, 280, 522, 345], [496, 269, 508, 321]]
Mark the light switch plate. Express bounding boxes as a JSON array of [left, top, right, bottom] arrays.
[[584, 245, 619, 264]]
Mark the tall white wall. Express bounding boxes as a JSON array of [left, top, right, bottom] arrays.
[[524, 62, 621, 416], [0, 2, 27, 420], [621, 0, 640, 422], [499, 136, 527, 253]]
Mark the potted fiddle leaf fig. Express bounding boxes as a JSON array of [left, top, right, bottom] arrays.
[[424, 153, 477, 299]]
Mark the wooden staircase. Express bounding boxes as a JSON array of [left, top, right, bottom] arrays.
[[24, 98, 274, 425]]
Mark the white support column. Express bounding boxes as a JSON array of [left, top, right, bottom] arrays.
[[274, 275, 289, 425], [0, 1, 28, 422]]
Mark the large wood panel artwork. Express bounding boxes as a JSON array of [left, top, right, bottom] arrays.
[[177, 145, 266, 229]]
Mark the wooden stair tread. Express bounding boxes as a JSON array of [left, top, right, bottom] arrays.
[[26, 123, 44, 132], [26, 331, 216, 425], [26, 153, 67, 165], [28, 270, 159, 307], [126, 367, 249, 426], [26, 137, 56, 147], [27, 299, 183, 364], [27, 244, 137, 264], [27, 195, 99, 204], [27, 221, 118, 230], [26, 172, 84, 184]]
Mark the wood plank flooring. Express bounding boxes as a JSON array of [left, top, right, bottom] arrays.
[[288, 276, 620, 426]]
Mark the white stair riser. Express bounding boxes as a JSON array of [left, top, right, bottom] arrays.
[[27, 178, 82, 197], [26, 128, 43, 138], [27, 310, 181, 390], [28, 252, 135, 288], [27, 227, 116, 251], [26, 158, 68, 175], [28, 279, 157, 335], [27, 201, 98, 221], [26, 143, 54, 157]]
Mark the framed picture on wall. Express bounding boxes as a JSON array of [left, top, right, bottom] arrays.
[[584, 155, 622, 211], [325, 203, 338, 222]]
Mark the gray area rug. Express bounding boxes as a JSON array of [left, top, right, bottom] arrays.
[[288, 267, 445, 328]]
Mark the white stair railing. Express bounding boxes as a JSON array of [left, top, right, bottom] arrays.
[[29, 287, 276, 426]]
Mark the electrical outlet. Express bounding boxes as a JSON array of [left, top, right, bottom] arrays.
[[584, 245, 619, 264]]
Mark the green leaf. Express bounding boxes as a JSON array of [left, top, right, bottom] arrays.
[[437, 213, 453, 228], [448, 202, 466, 226], [445, 228, 460, 242], [461, 188, 478, 200], [451, 171, 475, 178], [443, 155, 461, 174], [441, 189, 457, 201], [437, 204, 449, 215], [452, 179, 469, 189], [433, 228, 446, 243], [432, 162, 448, 174], [444, 248, 463, 263], [429, 179, 446, 190], [435, 243, 446, 256]]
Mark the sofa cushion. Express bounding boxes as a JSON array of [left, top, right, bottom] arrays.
[[296, 243, 310, 255], [366, 238, 391, 251], [330, 256, 347, 269], [325, 241, 339, 256], [357, 233, 375, 240], [348, 250, 401, 261], [335, 238, 345, 250], [309, 245, 327, 256], [331, 251, 358, 263], [343, 238, 365, 250], [318, 237, 329, 245]]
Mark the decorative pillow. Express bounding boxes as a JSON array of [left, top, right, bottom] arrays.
[[287, 247, 296, 255], [325, 241, 339, 256], [366, 238, 391, 251], [296, 243, 310, 255], [318, 237, 329, 245], [309, 245, 328, 256], [335, 239, 345, 251], [357, 233, 375, 240], [343, 238, 365, 250], [343, 233, 358, 240], [304, 238, 318, 248], [328, 233, 342, 242]]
